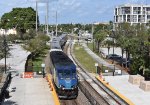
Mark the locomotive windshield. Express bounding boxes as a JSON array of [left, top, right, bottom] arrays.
[[63, 70, 71, 78], [58, 71, 63, 78], [58, 70, 76, 79]]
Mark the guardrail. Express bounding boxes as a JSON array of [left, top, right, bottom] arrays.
[[0, 73, 12, 104]]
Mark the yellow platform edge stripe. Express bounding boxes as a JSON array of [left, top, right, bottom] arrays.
[[96, 76, 135, 105], [47, 74, 60, 105]]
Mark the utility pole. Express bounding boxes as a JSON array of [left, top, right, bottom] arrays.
[[56, 11, 58, 36], [45, 15, 46, 32], [92, 23, 94, 51], [36, 0, 38, 33], [46, 1, 49, 35]]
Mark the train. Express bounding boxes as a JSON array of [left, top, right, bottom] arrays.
[[49, 34, 78, 99]]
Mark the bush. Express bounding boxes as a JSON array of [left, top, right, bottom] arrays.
[[144, 69, 150, 81]]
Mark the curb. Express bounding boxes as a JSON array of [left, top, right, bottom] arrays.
[[46, 74, 60, 105]]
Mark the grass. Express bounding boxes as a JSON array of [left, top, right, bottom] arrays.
[[87, 43, 99, 55], [86, 43, 113, 73], [32, 46, 50, 73], [73, 44, 97, 73], [87, 43, 93, 51]]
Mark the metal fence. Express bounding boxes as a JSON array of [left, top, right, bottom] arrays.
[[0, 72, 12, 104], [96, 64, 122, 76]]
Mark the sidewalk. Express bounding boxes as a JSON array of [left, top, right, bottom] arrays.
[[0, 44, 30, 74], [82, 43, 128, 75], [3, 77, 55, 105], [0, 44, 55, 105]]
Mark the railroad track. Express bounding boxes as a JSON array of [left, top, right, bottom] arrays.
[[60, 100, 78, 105], [60, 88, 91, 105], [67, 39, 129, 105], [60, 38, 91, 105]]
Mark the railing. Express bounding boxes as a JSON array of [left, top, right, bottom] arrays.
[[0, 73, 12, 104]]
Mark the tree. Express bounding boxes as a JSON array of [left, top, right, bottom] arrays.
[[94, 24, 107, 35], [115, 22, 136, 59], [104, 39, 113, 55], [7, 34, 19, 42], [22, 34, 50, 59], [23, 29, 36, 40], [115, 22, 150, 75], [95, 30, 107, 52], [37, 33, 50, 42], [0, 7, 39, 39], [0, 36, 10, 59]]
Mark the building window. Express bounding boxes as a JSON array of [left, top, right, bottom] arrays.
[[143, 7, 146, 14], [147, 7, 150, 15], [116, 16, 118, 22], [147, 15, 150, 22], [127, 15, 130, 22], [147, 15, 150, 19], [123, 15, 126, 22], [115, 8, 118, 15], [141, 15, 145, 22], [133, 15, 137, 22], [121, 7, 130, 14], [133, 7, 141, 14], [138, 15, 141, 22]]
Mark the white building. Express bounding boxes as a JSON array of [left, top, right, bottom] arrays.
[[82, 31, 92, 39], [114, 4, 150, 25], [0, 28, 17, 36]]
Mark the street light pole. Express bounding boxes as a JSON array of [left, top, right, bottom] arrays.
[[56, 11, 58, 36], [41, 63, 45, 78], [46, 1, 49, 35], [3, 32, 7, 74], [112, 30, 115, 64], [92, 23, 94, 51]]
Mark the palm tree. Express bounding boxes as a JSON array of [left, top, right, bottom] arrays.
[[104, 39, 113, 55], [95, 30, 107, 53]]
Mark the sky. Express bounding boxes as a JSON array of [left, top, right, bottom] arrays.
[[0, 0, 150, 24]]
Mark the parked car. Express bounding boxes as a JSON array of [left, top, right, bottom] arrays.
[[106, 54, 118, 59], [118, 58, 132, 68], [106, 54, 122, 61]]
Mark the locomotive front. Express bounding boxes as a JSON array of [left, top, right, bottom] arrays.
[[55, 63, 78, 99]]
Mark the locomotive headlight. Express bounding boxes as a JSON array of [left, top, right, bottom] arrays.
[[60, 85, 65, 90], [71, 85, 77, 89]]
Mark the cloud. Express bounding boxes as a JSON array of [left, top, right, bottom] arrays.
[[1, 0, 150, 24], [128, 0, 147, 4]]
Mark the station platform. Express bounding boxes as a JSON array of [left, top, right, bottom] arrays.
[[103, 75, 150, 105], [2, 76, 55, 105]]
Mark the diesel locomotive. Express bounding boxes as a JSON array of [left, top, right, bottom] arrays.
[[49, 35, 78, 99]]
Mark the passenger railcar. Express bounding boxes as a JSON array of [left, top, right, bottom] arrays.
[[49, 51, 78, 99], [59, 34, 67, 49], [50, 37, 62, 52]]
